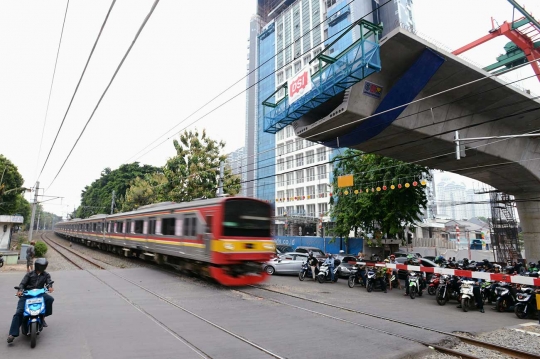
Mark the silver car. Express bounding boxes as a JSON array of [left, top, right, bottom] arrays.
[[263, 252, 309, 275]]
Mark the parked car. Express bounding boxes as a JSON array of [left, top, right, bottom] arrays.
[[393, 251, 422, 258], [295, 246, 326, 261], [336, 255, 358, 277], [276, 245, 294, 256], [395, 257, 437, 280], [423, 256, 437, 262], [263, 252, 309, 275]]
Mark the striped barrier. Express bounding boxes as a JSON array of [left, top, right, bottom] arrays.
[[352, 261, 540, 287]]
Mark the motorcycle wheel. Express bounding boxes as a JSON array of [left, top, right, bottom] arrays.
[[410, 287, 416, 299], [514, 304, 528, 319], [418, 290, 423, 297], [348, 276, 355, 288], [317, 275, 324, 284], [462, 298, 469, 312], [367, 282, 373, 292], [428, 287, 436, 296], [436, 289, 447, 306], [497, 299, 508, 313], [30, 322, 37, 348], [298, 271, 305, 281]]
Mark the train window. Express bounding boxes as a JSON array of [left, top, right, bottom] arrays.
[[148, 218, 156, 235], [92, 223, 96, 232], [205, 215, 213, 234], [162, 218, 175, 236], [134, 220, 144, 234], [126, 220, 132, 233], [223, 199, 271, 237], [183, 218, 190, 236], [190, 217, 197, 237], [117, 221, 124, 233]]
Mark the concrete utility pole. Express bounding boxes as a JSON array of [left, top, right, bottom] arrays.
[[36, 211, 41, 233], [28, 181, 39, 242], [110, 190, 116, 214], [218, 161, 224, 196]]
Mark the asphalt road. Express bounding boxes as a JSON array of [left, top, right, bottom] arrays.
[[0, 267, 526, 359]]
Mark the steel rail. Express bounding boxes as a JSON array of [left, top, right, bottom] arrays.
[[249, 285, 539, 359], [41, 234, 103, 269]]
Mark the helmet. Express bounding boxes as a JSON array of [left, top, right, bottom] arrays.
[[384, 259, 390, 263], [390, 254, 395, 259], [504, 266, 514, 274], [308, 251, 313, 257], [34, 258, 48, 273], [407, 254, 414, 260]]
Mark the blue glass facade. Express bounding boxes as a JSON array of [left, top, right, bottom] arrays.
[[326, 1, 352, 56], [257, 23, 276, 202]]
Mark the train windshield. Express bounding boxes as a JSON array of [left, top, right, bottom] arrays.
[[223, 199, 271, 237]]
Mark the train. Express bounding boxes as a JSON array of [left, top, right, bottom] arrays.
[[54, 197, 275, 286]]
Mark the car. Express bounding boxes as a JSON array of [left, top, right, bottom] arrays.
[[276, 244, 294, 256], [263, 252, 309, 275], [395, 257, 437, 280], [295, 246, 326, 260], [423, 256, 437, 262], [393, 251, 422, 258], [335, 255, 358, 277]]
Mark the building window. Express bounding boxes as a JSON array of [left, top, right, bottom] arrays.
[[286, 126, 293, 138], [296, 187, 304, 198], [305, 140, 314, 147], [307, 185, 315, 198], [277, 71, 284, 84], [286, 189, 294, 201], [306, 167, 315, 182], [296, 205, 305, 216], [277, 129, 285, 141], [296, 169, 304, 183], [314, 47, 322, 56], [277, 174, 284, 187], [326, 0, 337, 7], [317, 165, 327, 180], [286, 140, 294, 153], [306, 150, 315, 164], [277, 143, 285, 155], [294, 61, 301, 74], [286, 172, 294, 186], [316, 147, 326, 162], [277, 207, 284, 216], [296, 153, 304, 167], [286, 156, 294, 169], [286, 206, 295, 215], [307, 204, 316, 217], [318, 203, 328, 216], [295, 138, 303, 151], [318, 184, 327, 197], [162, 218, 176, 236], [277, 190, 284, 200], [278, 158, 285, 171]]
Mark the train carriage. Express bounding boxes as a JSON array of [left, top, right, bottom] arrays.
[[54, 197, 275, 286]]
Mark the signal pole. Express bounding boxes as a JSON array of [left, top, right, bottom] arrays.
[[28, 181, 39, 242]]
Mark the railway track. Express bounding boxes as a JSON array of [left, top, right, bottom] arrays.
[[41, 233, 285, 359], [243, 285, 539, 359]]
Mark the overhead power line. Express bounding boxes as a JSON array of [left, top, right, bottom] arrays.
[[47, 0, 160, 190]]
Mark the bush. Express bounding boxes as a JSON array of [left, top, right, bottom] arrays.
[[34, 241, 48, 257]]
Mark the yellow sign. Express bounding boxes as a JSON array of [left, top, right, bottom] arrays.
[[338, 175, 354, 188]]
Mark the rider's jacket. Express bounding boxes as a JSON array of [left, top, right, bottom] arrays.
[[19, 271, 53, 291]]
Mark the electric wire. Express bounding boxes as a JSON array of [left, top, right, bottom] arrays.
[[129, 0, 391, 163], [38, 0, 117, 181], [47, 0, 160, 190], [35, 0, 70, 183]]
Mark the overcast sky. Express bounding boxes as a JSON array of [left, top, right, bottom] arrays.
[[0, 0, 538, 218]]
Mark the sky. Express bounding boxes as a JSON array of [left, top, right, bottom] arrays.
[[0, 0, 539, 218]]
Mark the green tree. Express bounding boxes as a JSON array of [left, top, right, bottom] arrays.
[[0, 155, 26, 215], [163, 129, 240, 202], [120, 173, 168, 211], [330, 150, 431, 246], [75, 163, 160, 218]]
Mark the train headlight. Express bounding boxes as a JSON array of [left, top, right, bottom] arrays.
[[263, 243, 275, 250], [224, 243, 234, 250]]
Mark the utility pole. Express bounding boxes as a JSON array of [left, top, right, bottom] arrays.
[[218, 161, 224, 196], [36, 211, 41, 234], [28, 181, 39, 242], [110, 190, 116, 215]]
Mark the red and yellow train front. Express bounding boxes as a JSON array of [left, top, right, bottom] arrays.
[[209, 198, 275, 286]]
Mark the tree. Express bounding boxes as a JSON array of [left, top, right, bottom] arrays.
[[120, 173, 168, 211], [330, 149, 431, 246], [76, 163, 160, 218], [0, 155, 26, 215], [163, 129, 240, 202]]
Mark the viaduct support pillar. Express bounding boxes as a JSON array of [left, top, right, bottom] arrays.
[[515, 193, 540, 263]]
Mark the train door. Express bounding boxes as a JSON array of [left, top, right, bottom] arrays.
[[204, 213, 214, 257]]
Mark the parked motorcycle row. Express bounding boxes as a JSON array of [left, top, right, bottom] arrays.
[[298, 257, 540, 320]]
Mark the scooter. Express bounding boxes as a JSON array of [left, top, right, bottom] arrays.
[[495, 282, 517, 312], [436, 275, 460, 306], [347, 265, 364, 288], [459, 279, 475, 312], [428, 273, 441, 295], [317, 264, 339, 283], [407, 272, 423, 299], [298, 262, 317, 281], [365, 268, 387, 292], [514, 286, 537, 319], [14, 282, 53, 348]]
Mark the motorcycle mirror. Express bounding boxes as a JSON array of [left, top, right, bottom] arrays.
[[14, 287, 20, 290]]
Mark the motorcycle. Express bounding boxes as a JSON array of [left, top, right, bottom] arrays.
[[347, 265, 366, 288], [514, 286, 538, 319], [407, 272, 423, 299], [365, 268, 387, 292], [459, 279, 476, 312], [436, 275, 460, 306], [14, 282, 53, 348], [428, 273, 441, 295], [0, 253, 4, 268], [299, 262, 317, 281], [495, 282, 517, 312], [317, 263, 339, 283]]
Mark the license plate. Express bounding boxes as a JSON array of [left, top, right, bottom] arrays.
[[244, 243, 254, 249], [26, 298, 42, 304]]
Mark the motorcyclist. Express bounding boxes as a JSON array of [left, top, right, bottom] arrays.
[[456, 268, 484, 313], [375, 264, 387, 293], [403, 254, 425, 296], [324, 253, 335, 282], [388, 255, 402, 289], [7, 258, 54, 343], [307, 251, 318, 280]]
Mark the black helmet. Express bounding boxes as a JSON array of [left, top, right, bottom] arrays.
[[35, 258, 48, 272], [504, 266, 514, 274]]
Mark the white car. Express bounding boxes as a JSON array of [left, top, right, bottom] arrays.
[[263, 252, 309, 275]]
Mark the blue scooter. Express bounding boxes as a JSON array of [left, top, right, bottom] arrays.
[[14, 282, 53, 348]]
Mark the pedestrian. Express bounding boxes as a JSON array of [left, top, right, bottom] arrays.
[[26, 240, 36, 273]]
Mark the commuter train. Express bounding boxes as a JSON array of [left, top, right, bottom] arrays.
[[54, 197, 275, 286]]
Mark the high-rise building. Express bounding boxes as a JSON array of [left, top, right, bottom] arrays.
[[225, 147, 247, 196], [245, 0, 415, 225]]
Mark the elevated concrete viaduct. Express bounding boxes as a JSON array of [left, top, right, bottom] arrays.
[[292, 28, 540, 262]]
